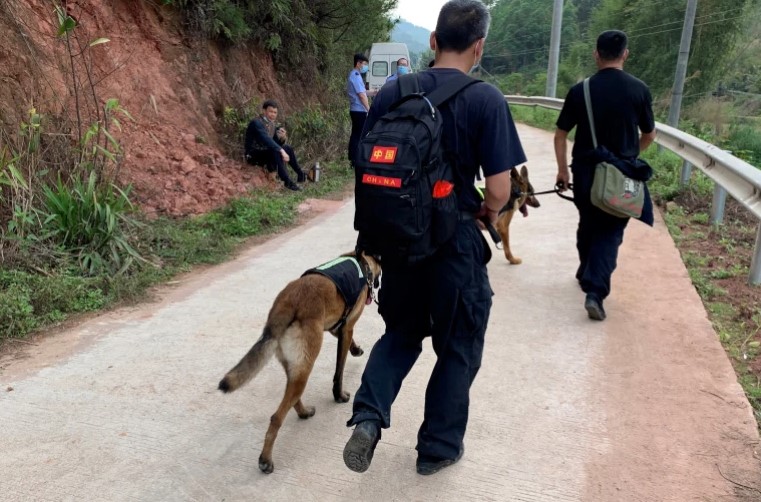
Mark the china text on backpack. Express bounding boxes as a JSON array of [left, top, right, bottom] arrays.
[[353, 73, 479, 263]]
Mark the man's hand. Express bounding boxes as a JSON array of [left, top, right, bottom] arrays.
[[556, 167, 570, 192], [280, 149, 290, 163], [476, 202, 499, 228]]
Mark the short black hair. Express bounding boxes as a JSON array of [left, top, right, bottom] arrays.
[[435, 0, 490, 53], [262, 99, 278, 110], [596, 30, 628, 60], [397, 57, 408, 64], [353, 53, 368, 66]]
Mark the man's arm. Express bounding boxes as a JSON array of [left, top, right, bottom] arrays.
[[358, 92, 369, 112], [244, 122, 256, 156], [253, 119, 289, 163], [481, 171, 511, 226], [639, 130, 656, 152], [252, 120, 283, 152], [638, 87, 656, 153], [554, 128, 571, 190]]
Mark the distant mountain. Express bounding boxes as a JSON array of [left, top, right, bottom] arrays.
[[390, 19, 431, 55]]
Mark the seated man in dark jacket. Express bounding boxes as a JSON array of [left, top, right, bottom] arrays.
[[244, 99, 306, 191]]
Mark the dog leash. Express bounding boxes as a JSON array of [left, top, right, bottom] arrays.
[[475, 183, 573, 246], [523, 183, 575, 202]]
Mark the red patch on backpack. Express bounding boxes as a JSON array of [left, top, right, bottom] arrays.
[[370, 146, 398, 164], [362, 174, 402, 188]]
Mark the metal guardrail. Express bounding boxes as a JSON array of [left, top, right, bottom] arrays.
[[505, 95, 761, 285]]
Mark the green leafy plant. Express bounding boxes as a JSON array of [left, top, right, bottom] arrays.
[[41, 171, 144, 275]]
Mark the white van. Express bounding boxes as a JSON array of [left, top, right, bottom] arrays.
[[368, 42, 411, 92]]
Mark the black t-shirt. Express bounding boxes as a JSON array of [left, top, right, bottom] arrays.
[[363, 68, 527, 212], [556, 68, 655, 160]]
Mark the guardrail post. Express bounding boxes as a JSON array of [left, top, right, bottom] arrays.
[[750, 224, 761, 286], [710, 183, 727, 226], [679, 160, 692, 186]]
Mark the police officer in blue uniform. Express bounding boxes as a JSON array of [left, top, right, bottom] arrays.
[[343, 0, 527, 476], [385, 57, 410, 83], [347, 53, 370, 168]]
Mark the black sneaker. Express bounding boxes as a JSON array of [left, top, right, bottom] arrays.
[[585, 294, 606, 321], [343, 420, 380, 473], [416, 445, 464, 475], [285, 182, 301, 191]]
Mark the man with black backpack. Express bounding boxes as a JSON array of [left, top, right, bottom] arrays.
[[344, 0, 526, 476]]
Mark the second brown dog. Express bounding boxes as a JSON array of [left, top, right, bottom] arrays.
[[495, 165, 541, 264]]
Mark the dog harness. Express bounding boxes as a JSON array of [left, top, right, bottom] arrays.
[[302, 257, 367, 332]]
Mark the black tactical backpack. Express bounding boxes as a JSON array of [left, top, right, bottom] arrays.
[[353, 72, 479, 264]]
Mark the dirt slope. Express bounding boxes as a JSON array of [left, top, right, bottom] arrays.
[[0, 0, 317, 216]]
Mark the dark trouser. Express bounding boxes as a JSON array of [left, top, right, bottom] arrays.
[[572, 163, 629, 300], [349, 221, 493, 461], [247, 145, 304, 185], [348, 111, 367, 166]]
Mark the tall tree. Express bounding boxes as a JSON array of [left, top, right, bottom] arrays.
[[589, 0, 752, 97], [484, 0, 578, 75]]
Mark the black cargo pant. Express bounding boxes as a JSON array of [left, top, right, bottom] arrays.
[[349, 220, 493, 461], [247, 145, 304, 185], [572, 162, 630, 300], [348, 111, 367, 167]]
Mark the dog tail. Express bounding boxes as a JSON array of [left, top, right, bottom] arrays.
[[218, 326, 277, 393]]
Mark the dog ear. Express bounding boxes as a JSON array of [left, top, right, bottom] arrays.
[[510, 167, 523, 183], [520, 165, 528, 179]]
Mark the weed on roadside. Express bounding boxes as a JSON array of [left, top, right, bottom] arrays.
[[0, 162, 353, 341]]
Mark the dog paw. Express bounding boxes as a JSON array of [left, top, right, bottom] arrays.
[[258, 456, 274, 474], [350, 345, 364, 357], [333, 390, 351, 403], [297, 406, 316, 419]]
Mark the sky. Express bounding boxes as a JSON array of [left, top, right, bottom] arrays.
[[392, 0, 447, 31]]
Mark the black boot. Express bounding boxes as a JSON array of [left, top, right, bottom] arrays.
[[416, 444, 464, 475], [584, 293, 606, 321], [343, 420, 381, 473], [285, 181, 301, 191]]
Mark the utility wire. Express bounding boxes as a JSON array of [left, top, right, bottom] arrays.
[[485, 11, 755, 59]]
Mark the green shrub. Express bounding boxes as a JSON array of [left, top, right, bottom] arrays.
[[0, 269, 108, 338], [41, 171, 143, 275], [286, 104, 349, 160], [725, 125, 761, 166], [209, 1, 251, 42], [0, 281, 36, 338]]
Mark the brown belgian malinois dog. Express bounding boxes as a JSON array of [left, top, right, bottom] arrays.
[[218, 251, 381, 474], [495, 165, 541, 264]]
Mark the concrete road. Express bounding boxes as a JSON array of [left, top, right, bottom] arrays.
[[1, 125, 759, 502]]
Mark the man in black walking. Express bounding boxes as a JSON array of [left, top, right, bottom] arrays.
[[343, 0, 526, 476], [554, 30, 656, 320]]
